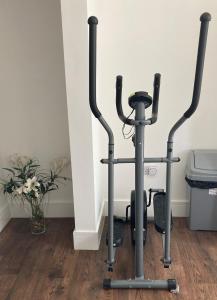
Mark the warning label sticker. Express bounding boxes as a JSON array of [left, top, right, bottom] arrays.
[[209, 188, 217, 196]]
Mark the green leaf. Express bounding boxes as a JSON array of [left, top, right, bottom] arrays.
[[48, 188, 57, 192], [26, 160, 32, 166], [2, 168, 15, 175], [29, 165, 40, 168], [13, 167, 22, 171], [40, 183, 46, 194]]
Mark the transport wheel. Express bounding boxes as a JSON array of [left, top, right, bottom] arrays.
[[130, 190, 147, 245]]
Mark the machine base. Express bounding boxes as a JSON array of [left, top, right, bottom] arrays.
[[103, 278, 178, 292]]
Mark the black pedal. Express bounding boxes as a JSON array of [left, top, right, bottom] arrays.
[[106, 218, 124, 247], [153, 192, 172, 234]]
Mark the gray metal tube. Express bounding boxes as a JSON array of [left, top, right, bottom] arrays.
[[164, 116, 186, 265], [108, 144, 114, 265], [101, 158, 135, 164], [135, 102, 145, 279], [110, 279, 170, 289], [168, 116, 186, 143], [99, 116, 114, 267], [101, 157, 180, 164], [164, 143, 172, 265], [99, 116, 114, 144], [144, 157, 180, 163]]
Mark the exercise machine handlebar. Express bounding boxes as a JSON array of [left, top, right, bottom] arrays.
[[88, 16, 101, 119], [150, 73, 161, 124], [164, 13, 211, 268], [116, 73, 161, 126], [168, 12, 211, 141], [184, 12, 211, 119], [116, 76, 135, 125], [88, 13, 211, 128]]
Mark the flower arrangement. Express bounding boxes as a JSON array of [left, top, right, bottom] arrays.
[[1, 154, 70, 234]]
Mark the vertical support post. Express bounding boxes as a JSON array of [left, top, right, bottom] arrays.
[[135, 102, 145, 279], [99, 116, 115, 268], [164, 117, 186, 265], [108, 143, 114, 266], [164, 141, 173, 265]]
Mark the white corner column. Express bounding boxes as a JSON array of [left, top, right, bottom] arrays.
[[60, 0, 104, 250]]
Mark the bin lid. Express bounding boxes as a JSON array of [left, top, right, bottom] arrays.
[[186, 150, 217, 182]]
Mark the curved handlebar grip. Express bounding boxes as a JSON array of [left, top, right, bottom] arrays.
[[116, 76, 135, 125], [151, 73, 161, 124], [184, 12, 211, 119], [88, 16, 101, 118], [154, 73, 161, 87]]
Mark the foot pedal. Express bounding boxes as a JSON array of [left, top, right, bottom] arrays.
[[153, 192, 172, 234], [106, 218, 124, 247]]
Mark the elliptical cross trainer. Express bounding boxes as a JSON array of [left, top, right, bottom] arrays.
[[88, 12, 211, 291]]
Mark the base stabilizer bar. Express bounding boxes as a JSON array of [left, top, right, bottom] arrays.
[[103, 278, 178, 292]]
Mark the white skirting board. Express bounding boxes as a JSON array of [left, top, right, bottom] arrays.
[[9, 200, 74, 218], [0, 203, 11, 232], [103, 198, 189, 218], [73, 203, 105, 250], [73, 217, 105, 250]]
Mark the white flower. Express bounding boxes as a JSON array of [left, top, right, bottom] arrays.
[[24, 176, 40, 193], [34, 191, 39, 198], [15, 177, 40, 198]]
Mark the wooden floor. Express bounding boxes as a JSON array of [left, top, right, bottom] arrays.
[[0, 218, 217, 300]]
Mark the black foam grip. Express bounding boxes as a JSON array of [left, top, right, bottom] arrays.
[[151, 73, 161, 124], [184, 13, 211, 119], [154, 73, 161, 87], [88, 16, 101, 118], [115, 76, 134, 125]]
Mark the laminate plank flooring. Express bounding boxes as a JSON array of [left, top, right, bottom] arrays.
[[0, 218, 216, 300]]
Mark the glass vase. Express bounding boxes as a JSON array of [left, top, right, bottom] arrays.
[[30, 200, 46, 235]]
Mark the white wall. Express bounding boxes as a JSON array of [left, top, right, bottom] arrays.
[[61, 0, 104, 250], [88, 0, 217, 217], [0, 0, 73, 226]]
